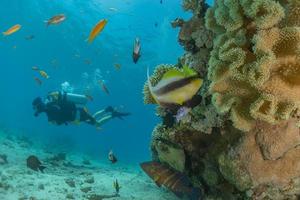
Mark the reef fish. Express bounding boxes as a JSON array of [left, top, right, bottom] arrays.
[[3, 24, 21, 36], [87, 19, 108, 43], [26, 155, 46, 172], [98, 80, 110, 95], [45, 14, 66, 26], [140, 161, 201, 200], [108, 150, 118, 164], [114, 63, 121, 70], [132, 37, 141, 63], [175, 106, 191, 122], [39, 70, 50, 79], [113, 179, 121, 194], [147, 66, 203, 107], [25, 35, 35, 40], [32, 66, 39, 71], [34, 77, 42, 86]]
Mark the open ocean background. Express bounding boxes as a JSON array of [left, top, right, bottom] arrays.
[[0, 0, 213, 164]]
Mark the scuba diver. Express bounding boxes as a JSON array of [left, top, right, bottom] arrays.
[[32, 91, 130, 128]]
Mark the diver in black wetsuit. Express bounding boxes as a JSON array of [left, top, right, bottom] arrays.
[[32, 92, 130, 127]]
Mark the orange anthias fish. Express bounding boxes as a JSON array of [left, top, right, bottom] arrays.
[[34, 77, 42, 86], [3, 24, 21, 36], [98, 80, 110, 95], [45, 14, 66, 26], [87, 19, 108, 43]]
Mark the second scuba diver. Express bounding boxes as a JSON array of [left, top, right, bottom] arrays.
[[32, 91, 130, 128]]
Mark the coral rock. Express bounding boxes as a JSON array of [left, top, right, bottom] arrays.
[[155, 141, 186, 172], [206, 0, 300, 131]]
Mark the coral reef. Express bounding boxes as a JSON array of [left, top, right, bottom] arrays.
[[206, 0, 300, 131], [145, 0, 300, 199]]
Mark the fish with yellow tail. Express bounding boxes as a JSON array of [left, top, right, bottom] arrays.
[[3, 24, 21, 36], [147, 65, 203, 107], [45, 14, 66, 26], [87, 19, 108, 43]]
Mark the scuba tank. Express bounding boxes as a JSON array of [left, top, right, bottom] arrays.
[[66, 93, 88, 105], [48, 92, 88, 105]]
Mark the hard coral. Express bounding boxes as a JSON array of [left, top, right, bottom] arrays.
[[206, 0, 300, 131]]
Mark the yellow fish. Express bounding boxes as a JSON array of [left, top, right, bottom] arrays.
[[87, 19, 108, 43], [39, 70, 50, 79], [3, 24, 21, 36], [147, 66, 203, 107]]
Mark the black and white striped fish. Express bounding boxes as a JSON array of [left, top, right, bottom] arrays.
[[147, 66, 203, 107]]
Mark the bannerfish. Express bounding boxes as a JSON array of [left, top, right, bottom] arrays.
[[132, 37, 141, 64], [113, 179, 121, 194], [26, 155, 46, 172], [34, 77, 42, 86], [3, 24, 21, 36], [147, 65, 203, 107], [39, 70, 50, 79], [45, 14, 66, 26], [108, 150, 118, 164], [98, 80, 110, 95], [87, 19, 108, 43]]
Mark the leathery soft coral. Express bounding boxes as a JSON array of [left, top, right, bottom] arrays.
[[206, 0, 300, 131]]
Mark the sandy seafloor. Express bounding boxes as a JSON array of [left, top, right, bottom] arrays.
[[0, 130, 179, 200]]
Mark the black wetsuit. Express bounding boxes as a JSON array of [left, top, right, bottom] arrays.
[[44, 93, 96, 125]]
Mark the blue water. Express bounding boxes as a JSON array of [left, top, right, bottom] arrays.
[[0, 0, 212, 164]]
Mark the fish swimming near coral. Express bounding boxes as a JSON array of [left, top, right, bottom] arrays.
[[132, 37, 141, 63], [87, 19, 108, 43], [26, 155, 46, 172], [108, 150, 118, 164], [147, 65, 203, 107], [140, 161, 201, 200], [3, 24, 21, 36], [45, 14, 66, 26]]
